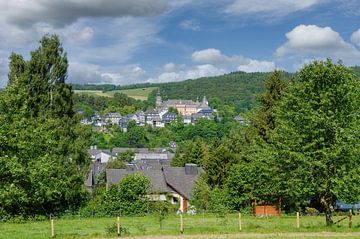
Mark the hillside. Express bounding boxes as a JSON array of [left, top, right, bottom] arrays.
[[156, 71, 292, 112], [74, 87, 157, 101], [72, 71, 293, 112], [73, 65, 360, 112]]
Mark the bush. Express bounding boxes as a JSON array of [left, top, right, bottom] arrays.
[[305, 207, 319, 216]]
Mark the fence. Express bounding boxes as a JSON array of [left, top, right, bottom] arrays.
[[1, 211, 358, 239]]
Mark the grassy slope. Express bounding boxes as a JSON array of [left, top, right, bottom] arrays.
[[1, 213, 359, 239], [74, 87, 158, 101]]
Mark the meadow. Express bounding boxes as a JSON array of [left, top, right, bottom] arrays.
[[74, 87, 158, 101], [1, 213, 360, 239]]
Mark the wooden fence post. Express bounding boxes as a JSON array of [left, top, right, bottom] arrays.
[[117, 216, 120, 237], [296, 212, 300, 229], [180, 213, 184, 234], [238, 212, 242, 231], [51, 218, 54, 239], [349, 209, 352, 229]]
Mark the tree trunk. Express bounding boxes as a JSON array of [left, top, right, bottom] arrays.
[[321, 196, 334, 226]]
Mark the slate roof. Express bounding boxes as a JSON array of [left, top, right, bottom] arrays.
[[105, 164, 203, 200], [134, 153, 169, 161], [88, 149, 112, 158], [163, 166, 203, 199], [112, 148, 149, 155], [145, 108, 159, 115], [106, 169, 173, 193], [164, 99, 200, 106], [85, 161, 107, 187]]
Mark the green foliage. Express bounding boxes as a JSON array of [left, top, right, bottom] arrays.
[[106, 150, 134, 169], [246, 70, 288, 142], [151, 200, 175, 229], [190, 175, 211, 211], [268, 60, 360, 225], [0, 35, 90, 218], [172, 138, 208, 166], [203, 143, 237, 188], [102, 174, 151, 216]]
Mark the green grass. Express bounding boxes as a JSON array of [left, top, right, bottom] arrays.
[[74, 87, 157, 101], [1, 213, 360, 239]]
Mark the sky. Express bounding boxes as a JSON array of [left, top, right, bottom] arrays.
[[1, 0, 360, 87]]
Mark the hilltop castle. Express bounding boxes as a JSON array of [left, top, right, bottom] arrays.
[[156, 92, 210, 116]]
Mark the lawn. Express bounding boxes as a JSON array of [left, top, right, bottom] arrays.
[[74, 87, 158, 101], [1, 213, 359, 239]]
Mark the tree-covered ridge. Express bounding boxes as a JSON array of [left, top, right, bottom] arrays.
[[156, 71, 291, 112], [72, 71, 293, 113]]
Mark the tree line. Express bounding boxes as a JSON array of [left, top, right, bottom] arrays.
[[0, 35, 359, 227]]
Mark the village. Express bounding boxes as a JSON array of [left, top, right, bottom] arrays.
[[80, 93, 220, 131]]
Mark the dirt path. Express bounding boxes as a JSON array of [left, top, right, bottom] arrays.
[[98, 232, 360, 239]]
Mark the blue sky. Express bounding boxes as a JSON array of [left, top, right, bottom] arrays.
[[0, 0, 360, 87]]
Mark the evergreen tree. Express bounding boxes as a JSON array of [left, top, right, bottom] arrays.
[[246, 70, 288, 142]]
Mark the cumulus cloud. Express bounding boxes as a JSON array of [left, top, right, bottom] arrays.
[[238, 60, 275, 72], [0, 0, 168, 28], [163, 62, 177, 72], [191, 48, 248, 65], [351, 28, 360, 46], [224, 0, 322, 17], [192, 48, 275, 72], [180, 19, 200, 31], [149, 64, 226, 83], [69, 62, 148, 85], [276, 25, 360, 65]]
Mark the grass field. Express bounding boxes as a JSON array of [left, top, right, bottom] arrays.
[[74, 87, 158, 101], [1, 213, 360, 239]]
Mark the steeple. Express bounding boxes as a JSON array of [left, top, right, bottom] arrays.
[[201, 95, 208, 107]]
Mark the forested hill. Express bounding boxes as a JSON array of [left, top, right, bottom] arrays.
[[72, 66, 360, 112], [72, 71, 292, 112], [156, 71, 293, 112]]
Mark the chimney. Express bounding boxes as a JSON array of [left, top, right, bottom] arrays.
[[125, 163, 134, 172], [185, 163, 198, 175]]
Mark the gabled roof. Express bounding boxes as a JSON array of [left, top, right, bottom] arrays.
[[162, 111, 177, 118], [163, 166, 203, 200], [145, 108, 159, 115], [134, 153, 169, 161], [105, 112, 121, 118], [106, 169, 173, 193]]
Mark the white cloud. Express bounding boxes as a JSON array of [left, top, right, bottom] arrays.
[[351, 28, 360, 46], [163, 62, 176, 72], [192, 48, 228, 63], [224, 0, 322, 17], [68, 62, 102, 84], [69, 62, 148, 85], [192, 48, 276, 72], [191, 48, 248, 65], [276, 25, 360, 65], [237, 60, 275, 72], [149, 64, 226, 83], [180, 19, 200, 31], [0, 0, 169, 28]]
